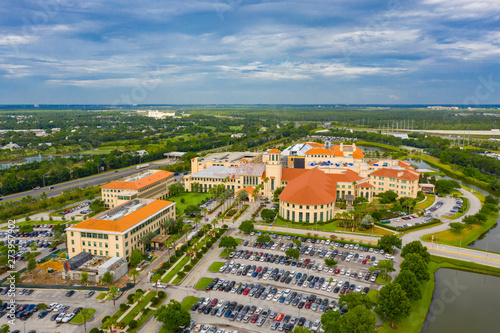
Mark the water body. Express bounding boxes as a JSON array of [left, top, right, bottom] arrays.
[[0, 154, 81, 170], [422, 268, 500, 333], [357, 144, 391, 153]]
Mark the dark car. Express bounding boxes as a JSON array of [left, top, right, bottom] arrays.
[[203, 306, 212, 314], [38, 311, 49, 318], [191, 303, 199, 311], [66, 290, 75, 297]]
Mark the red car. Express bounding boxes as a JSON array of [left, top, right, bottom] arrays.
[[251, 314, 259, 323], [210, 298, 218, 307], [275, 313, 284, 322], [362, 259, 367, 264], [305, 302, 312, 309], [304, 259, 310, 264], [340, 288, 347, 295], [334, 269, 340, 274], [243, 289, 250, 295]]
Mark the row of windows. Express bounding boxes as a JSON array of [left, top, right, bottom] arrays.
[[81, 240, 110, 248], [72, 248, 113, 256], [285, 202, 334, 210], [284, 209, 333, 222], [80, 233, 110, 240]]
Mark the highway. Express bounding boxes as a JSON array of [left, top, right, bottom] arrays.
[[0, 159, 178, 203]]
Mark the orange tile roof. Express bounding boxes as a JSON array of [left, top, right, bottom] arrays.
[[279, 168, 337, 205], [281, 168, 309, 182], [370, 168, 419, 181], [331, 146, 344, 157], [101, 170, 174, 190], [330, 169, 364, 183], [268, 149, 281, 153], [353, 149, 365, 159], [69, 200, 174, 233], [358, 182, 374, 188], [237, 186, 255, 195], [305, 148, 334, 155], [305, 142, 324, 148]]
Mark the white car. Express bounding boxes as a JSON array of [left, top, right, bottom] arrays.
[[152, 282, 166, 288], [263, 273, 270, 280], [62, 313, 75, 323], [345, 270, 351, 276], [311, 320, 321, 332], [328, 267, 334, 273], [337, 280, 344, 287], [266, 293, 274, 301], [273, 295, 280, 302], [355, 286, 363, 293], [340, 269, 345, 275], [358, 272, 364, 278], [370, 276, 377, 282], [217, 300, 224, 308], [219, 265, 227, 272], [327, 286, 334, 292], [200, 325, 211, 333], [321, 283, 329, 290], [380, 250, 385, 254], [55, 312, 66, 323]]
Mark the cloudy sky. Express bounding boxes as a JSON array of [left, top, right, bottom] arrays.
[[1, 0, 500, 104]]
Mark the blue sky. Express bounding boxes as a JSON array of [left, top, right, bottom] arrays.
[[1, 0, 500, 104]]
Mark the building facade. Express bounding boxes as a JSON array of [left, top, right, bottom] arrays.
[[67, 199, 175, 262], [101, 169, 174, 209]]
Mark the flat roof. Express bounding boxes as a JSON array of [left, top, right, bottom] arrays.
[[101, 169, 174, 190], [197, 151, 261, 163]]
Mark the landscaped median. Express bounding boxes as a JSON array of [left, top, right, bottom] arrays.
[[70, 308, 96, 324], [208, 262, 225, 272], [181, 296, 200, 311], [195, 277, 214, 290], [220, 238, 242, 258]]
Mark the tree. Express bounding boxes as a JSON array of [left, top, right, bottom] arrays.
[[285, 248, 300, 260], [129, 249, 144, 266], [168, 183, 184, 196], [102, 315, 117, 333], [107, 286, 120, 307], [377, 234, 402, 254], [400, 253, 430, 283], [449, 222, 465, 234], [339, 305, 377, 333], [30, 242, 38, 252], [101, 271, 113, 286], [370, 260, 395, 280], [375, 283, 412, 328], [261, 209, 277, 223], [133, 289, 145, 308], [79, 308, 93, 333], [394, 270, 422, 301], [360, 214, 374, 228], [434, 179, 460, 195], [0, 324, 9, 333], [293, 239, 301, 247], [273, 186, 285, 201], [19, 224, 34, 233], [401, 241, 430, 263], [154, 299, 191, 331], [130, 269, 140, 285], [377, 190, 398, 204], [238, 220, 255, 233], [256, 234, 272, 244], [38, 303, 48, 311], [324, 258, 338, 268], [184, 205, 201, 216], [338, 292, 375, 310], [27, 257, 37, 271], [152, 274, 162, 294], [321, 309, 341, 333], [219, 236, 238, 251], [80, 271, 88, 284]]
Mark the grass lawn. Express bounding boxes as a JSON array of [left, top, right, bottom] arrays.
[[181, 296, 200, 312], [375, 275, 391, 285], [195, 277, 214, 290], [377, 255, 500, 333], [415, 194, 435, 211], [167, 192, 212, 214], [443, 197, 469, 220], [161, 255, 190, 283], [208, 262, 225, 272], [129, 308, 154, 333], [119, 291, 157, 327], [70, 308, 96, 324], [0, 219, 72, 229], [96, 293, 105, 300], [422, 210, 499, 247], [271, 217, 393, 236]]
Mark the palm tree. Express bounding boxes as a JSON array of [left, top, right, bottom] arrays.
[[103, 316, 117, 333], [162, 218, 175, 234], [186, 248, 196, 259], [79, 308, 92, 333], [129, 269, 140, 286], [108, 286, 120, 307], [133, 290, 145, 308], [151, 274, 161, 294]]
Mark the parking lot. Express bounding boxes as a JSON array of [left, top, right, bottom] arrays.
[[180, 232, 388, 333]]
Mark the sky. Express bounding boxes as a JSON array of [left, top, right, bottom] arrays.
[[1, 0, 500, 105]]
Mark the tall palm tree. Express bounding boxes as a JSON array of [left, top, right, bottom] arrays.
[[133, 290, 145, 308], [129, 269, 140, 286], [103, 316, 116, 333], [108, 286, 120, 307], [79, 308, 92, 333]]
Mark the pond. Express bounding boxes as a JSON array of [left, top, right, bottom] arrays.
[[0, 154, 81, 170], [422, 268, 500, 333]]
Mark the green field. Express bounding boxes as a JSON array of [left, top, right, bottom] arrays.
[[195, 277, 214, 290], [208, 262, 225, 272], [415, 194, 435, 211], [167, 192, 212, 214], [181, 296, 200, 312], [70, 308, 96, 324], [96, 292, 106, 300]]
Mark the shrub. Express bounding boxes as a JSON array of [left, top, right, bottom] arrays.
[[177, 271, 186, 278], [184, 264, 192, 271], [222, 225, 228, 229], [180, 244, 188, 252], [128, 320, 138, 329], [162, 262, 171, 270], [197, 231, 204, 237], [127, 294, 135, 303], [151, 297, 160, 305], [101, 316, 110, 324], [158, 291, 166, 299], [90, 328, 101, 333], [156, 269, 166, 276], [196, 252, 203, 259], [136, 288, 144, 294], [120, 303, 129, 311]]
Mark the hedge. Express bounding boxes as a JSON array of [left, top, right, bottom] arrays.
[[375, 220, 441, 232]]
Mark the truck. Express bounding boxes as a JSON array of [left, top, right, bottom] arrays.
[[136, 163, 150, 170]]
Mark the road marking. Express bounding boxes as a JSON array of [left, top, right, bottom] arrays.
[[270, 226, 275, 231], [145, 320, 158, 333], [430, 248, 500, 263], [94, 311, 107, 324]]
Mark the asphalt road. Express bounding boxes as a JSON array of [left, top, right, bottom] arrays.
[[0, 159, 179, 203]]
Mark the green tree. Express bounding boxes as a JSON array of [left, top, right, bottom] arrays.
[[129, 249, 144, 266], [20, 224, 34, 233], [285, 248, 300, 260], [79, 308, 93, 333], [293, 239, 302, 247], [400, 253, 430, 283], [339, 305, 377, 333], [321, 309, 341, 333], [102, 316, 117, 333], [338, 292, 375, 310], [101, 271, 113, 286], [238, 220, 255, 233], [154, 299, 191, 331], [219, 236, 238, 251], [30, 242, 38, 252], [107, 286, 120, 307], [80, 271, 89, 284], [324, 258, 338, 268], [377, 234, 402, 254], [37, 303, 48, 311], [130, 269, 140, 286], [152, 274, 162, 294], [27, 257, 37, 271], [273, 186, 285, 201], [256, 234, 272, 244], [377, 190, 398, 204], [133, 289, 145, 308], [184, 205, 201, 216], [375, 283, 412, 328], [360, 214, 374, 228], [401, 241, 430, 263], [168, 183, 184, 196], [261, 209, 277, 222], [449, 222, 465, 234], [394, 270, 422, 301], [0, 324, 9, 333], [370, 260, 395, 280]]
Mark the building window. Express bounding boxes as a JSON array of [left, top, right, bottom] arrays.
[[72, 248, 75, 253], [100, 250, 103, 256], [126, 250, 129, 255], [99, 242, 102, 247], [116, 244, 119, 249], [320, 212, 323, 222], [106, 251, 109, 256], [314, 213, 317, 222], [71, 232, 73, 236], [292, 211, 295, 221], [94, 250, 97, 255], [271, 178, 275, 191], [71, 240, 74, 245], [82, 241, 85, 246], [115, 236, 118, 241], [306, 213, 310, 223], [299, 212, 303, 222], [93, 242, 97, 247], [105, 243, 108, 248], [116, 252, 119, 257]]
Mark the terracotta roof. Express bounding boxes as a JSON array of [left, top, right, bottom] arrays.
[[305, 148, 334, 155], [69, 200, 174, 233], [370, 168, 419, 181], [305, 142, 324, 148], [331, 169, 364, 183], [353, 149, 365, 159], [237, 186, 255, 195], [331, 146, 344, 157], [268, 149, 281, 153], [101, 170, 174, 190], [358, 182, 374, 188], [279, 168, 337, 205], [281, 168, 309, 182]]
